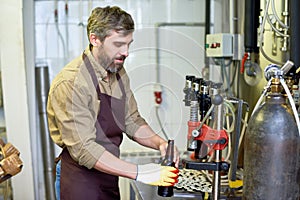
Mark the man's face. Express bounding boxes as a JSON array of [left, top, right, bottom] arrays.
[[96, 31, 133, 73]]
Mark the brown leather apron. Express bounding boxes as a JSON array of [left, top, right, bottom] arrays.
[[60, 53, 126, 200]]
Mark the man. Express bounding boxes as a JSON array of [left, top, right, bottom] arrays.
[[47, 6, 179, 200]]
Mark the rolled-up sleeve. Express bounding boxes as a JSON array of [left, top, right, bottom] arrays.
[[47, 78, 105, 169]]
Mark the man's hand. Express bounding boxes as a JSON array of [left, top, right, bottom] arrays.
[[136, 163, 179, 186], [159, 142, 180, 167]]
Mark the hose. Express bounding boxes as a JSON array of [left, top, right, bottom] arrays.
[[239, 110, 249, 149], [280, 78, 300, 136], [251, 79, 273, 116], [259, 0, 284, 65], [266, 14, 289, 38], [271, 0, 289, 29], [223, 100, 236, 133]]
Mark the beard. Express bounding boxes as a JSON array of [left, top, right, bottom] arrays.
[[97, 45, 124, 73], [106, 61, 124, 73]]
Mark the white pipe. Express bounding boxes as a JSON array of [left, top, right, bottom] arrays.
[[259, 0, 284, 65], [251, 79, 273, 116], [238, 110, 249, 149], [280, 78, 300, 136]]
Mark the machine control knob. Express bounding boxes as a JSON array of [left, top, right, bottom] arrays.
[[192, 129, 200, 137]]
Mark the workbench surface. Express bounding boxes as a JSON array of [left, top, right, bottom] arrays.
[[129, 180, 203, 200]]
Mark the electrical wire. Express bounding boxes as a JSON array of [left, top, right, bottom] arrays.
[[64, 0, 69, 61], [224, 103, 232, 162], [222, 100, 237, 162], [223, 100, 236, 133], [221, 58, 233, 97], [55, 0, 67, 65], [155, 106, 169, 140], [44, 15, 52, 60], [78, 0, 85, 50], [196, 105, 215, 131], [213, 58, 237, 96], [260, 45, 284, 65], [213, 58, 232, 67], [238, 110, 249, 149]]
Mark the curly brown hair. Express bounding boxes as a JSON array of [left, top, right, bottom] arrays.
[[87, 6, 135, 42]]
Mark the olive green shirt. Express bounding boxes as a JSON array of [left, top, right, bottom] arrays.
[[47, 47, 147, 169]]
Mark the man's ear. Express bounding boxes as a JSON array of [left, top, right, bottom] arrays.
[[89, 33, 101, 47]]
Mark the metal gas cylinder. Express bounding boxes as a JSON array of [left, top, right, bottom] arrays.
[[243, 77, 300, 200]]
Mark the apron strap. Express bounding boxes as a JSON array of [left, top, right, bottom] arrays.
[[116, 73, 126, 98], [82, 53, 101, 97], [82, 53, 126, 98]]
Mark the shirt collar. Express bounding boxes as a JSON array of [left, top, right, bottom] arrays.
[[83, 46, 108, 80]]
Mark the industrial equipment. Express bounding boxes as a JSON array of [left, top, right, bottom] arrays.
[[243, 60, 300, 199], [180, 61, 300, 199], [241, 0, 262, 86], [182, 76, 247, 200]]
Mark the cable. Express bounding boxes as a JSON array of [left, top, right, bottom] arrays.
[[221, 58, 233, 96], [64, 0, 69, 61], [223, 100, 236, 133], [224, 102, 232, 162], [155, 107, 169, 140], [44, 16, 51, 60], [252, 79, 272, 116], [196, 105, 215, 131], [55, 0, 67, 64], [239, 110, 249, 149], [214, 58, 237, 96], [260, 45, 284, 65]]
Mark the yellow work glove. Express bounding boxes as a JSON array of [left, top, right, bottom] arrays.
[[136, 163, 179, 186]]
